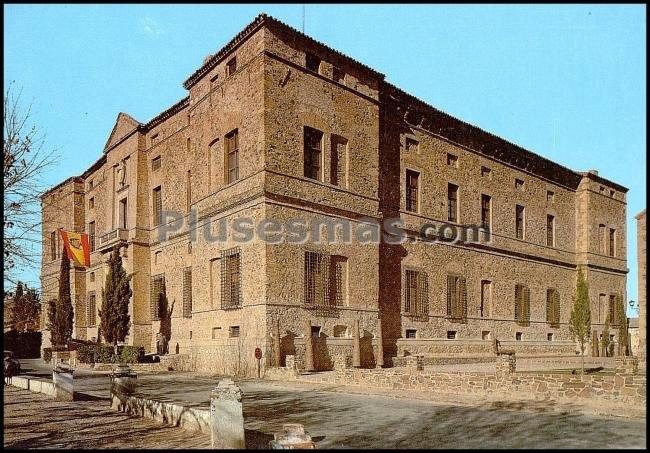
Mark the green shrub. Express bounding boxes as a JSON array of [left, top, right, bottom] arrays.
[[76, 345, 97, 364], [119, 346, 144, 364], [95, 345, 117, 364], [43, 347, 52, 363]]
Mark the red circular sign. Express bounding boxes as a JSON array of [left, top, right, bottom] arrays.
[[255, 347, 262, 360]]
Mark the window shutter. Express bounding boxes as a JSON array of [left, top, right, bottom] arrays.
[[447, 275, 454, 317], [183, 267, 192, 318], [221, 248, 241, 309], [320, 251, 330, 307], [553, 289, 560, 325], [458, 277, 467, 320], [418, 271, 429, 317], [523, 286, 530, 323], [150, 275, 164, 321], [546, 290, 552, 324]]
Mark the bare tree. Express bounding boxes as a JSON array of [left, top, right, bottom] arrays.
[[4, 83, 57, 285]]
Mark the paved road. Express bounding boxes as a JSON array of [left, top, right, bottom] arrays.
[[15, 359, 647, 449], [3, 386, 211, 449]]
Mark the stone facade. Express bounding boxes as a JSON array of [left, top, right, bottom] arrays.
[[40, 14, 628, 376], [636, 210, 646, 360]]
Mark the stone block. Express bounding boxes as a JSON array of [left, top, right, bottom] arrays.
[[210, 378, 245, 449], [269, 423, 315, 449], [52, 365, 74, 401]]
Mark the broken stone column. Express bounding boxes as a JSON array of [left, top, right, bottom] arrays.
[[405, 355, 424, 372], [269, 423, 315, 449], [352, 319, 361, 368], [110, 364, 137, 395], [375, 316, 384, 368], [304, 319, 314, 372], [210, 378, 245, 449], [496, 352, 516, 377], [52, 364, 74, 401]]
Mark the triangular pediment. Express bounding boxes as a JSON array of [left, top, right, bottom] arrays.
[[103, 112, 141, 152]]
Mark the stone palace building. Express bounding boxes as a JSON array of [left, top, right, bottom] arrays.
[[40, 14, 628, 375]]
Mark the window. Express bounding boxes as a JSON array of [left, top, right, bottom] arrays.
[[404, 269, 429, 317], [87, 292, 96, 327], [226, 56, 237, 76], [546, 288, 560, 327], [608, 294, 617, 325], [608, 228, 616, 257], [405, 329, 417, 339], [447, 153, 458, 167], [330, 135, 347, 187], [182, 267, 192, 318], [304, 250, 328, 307], [150, 274, 165, 321], [152, 156, 161, 171], [447, 183, 458, 222], [599, 224, 606, 254], [405, 170, 419, 213], [405, 137, 419, 153], [303, 126, 323, 181], [546, 214, 555, 247], [515, 332, 523, 341], [88, 179, 94, 190], [225, 129, 239, 184], [609, 189, 615, 197], [447, 331, 457, 340], [482, 331, 491, 340], [480, 280, 492, 318], [599, 186, 605, 193], [119, 198, 128, 229], [221, 247, 241, 309], [332, 66, 345, 84], [89, 272, 95, 283], [515, 205, 525, 239], [50, 231, 57, 260], [311, 326, 321, 338], [514, 284, 530, 325], [305, 53, 320, 72], [329, 255, 348, 307], [212, 327, 221, 339], [481, 194, 491, 236], [333, 325, 349, 338], [229, 326, 240, 338], [88, 221, 96, 252], [446, 275, 467, 321], [190, 330, 193, 339], [515, 178, 524, 190], [547, 190, 555, 202], [547, 333, 555, 341], [481, 166, 491, 178], [89, 197, 94, 209], [598, 293, 606, 323], [152, 187, 162, 227]]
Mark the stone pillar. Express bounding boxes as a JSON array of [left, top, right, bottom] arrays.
[[303, 319, 314, 372], [615, 356, 639, 375], [375, 316, 384, 368], [210, 378, 245, 449], [496, 352, 516, 377], [273, 319, 282, 367], [405, 355, 424, 372], [285, 355, 296, 371], [352, 319, 361, 368], [269, 423, 315, 449], [52, 365, 74, 401], [110, 364, 137, 395]]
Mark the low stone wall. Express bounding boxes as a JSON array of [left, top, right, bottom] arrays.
[[111, 392, 211, 434], [9, 376, 57, 397], [396, 338, 576, 359], [266, 362, 646, 405]]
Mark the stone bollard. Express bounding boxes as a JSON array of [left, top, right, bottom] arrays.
[[52, 364, 74, 401], [405, 355, 424, 372], [269, 423, 315, 449], [615, 356, 639, 375], [333, 354, 353, 371], [496, 352, 516, 377], [110, 364, 138, 396], [210, 378, 245, 449]]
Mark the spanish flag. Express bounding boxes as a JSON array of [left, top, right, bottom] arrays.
[[59, 229, 91, 267]]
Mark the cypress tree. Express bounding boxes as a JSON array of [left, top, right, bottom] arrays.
[[569, 267, 591, 373], [54, 250, 74, 347], [601, 315, 611, 357], [615, 293, 628, 356], [99, 245, 133, 357]]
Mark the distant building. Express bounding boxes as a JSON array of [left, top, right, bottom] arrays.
[[40, 14, 628, 375], [636, 209, 646, 360], [628, 317, 639, 357]]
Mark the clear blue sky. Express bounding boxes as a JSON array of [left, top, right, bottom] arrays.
[[4, 5, 646, 315]]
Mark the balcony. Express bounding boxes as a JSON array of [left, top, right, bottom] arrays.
[[98, 228, 129, 251]]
